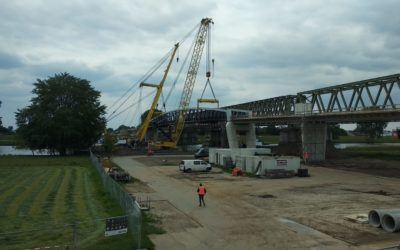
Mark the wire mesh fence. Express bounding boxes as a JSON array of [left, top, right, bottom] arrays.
[[89, 151, 142, 249], [0, 154, 141, 250], [0, 218, 113, 249]]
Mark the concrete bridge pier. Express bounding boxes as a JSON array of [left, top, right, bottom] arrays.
[[226, 122, 256, 148], [301, 121, 327, 162]]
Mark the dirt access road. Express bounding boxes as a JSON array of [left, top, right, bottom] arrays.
[[113, 155, 400, 250]]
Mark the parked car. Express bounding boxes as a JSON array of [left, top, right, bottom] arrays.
[[194, 147, 209, 159], [179, 160, 212, 172]]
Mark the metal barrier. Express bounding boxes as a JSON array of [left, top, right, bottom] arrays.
[[89, 151, 142, 249]]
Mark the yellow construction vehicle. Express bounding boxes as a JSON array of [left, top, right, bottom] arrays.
[[135, 43, 179, 142], [156, 18, 215, 148]]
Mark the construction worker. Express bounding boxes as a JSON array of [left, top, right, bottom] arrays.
[[197, 183, 206, 207]]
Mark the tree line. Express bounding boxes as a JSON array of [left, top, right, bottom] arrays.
[[4, 72, 391, 155]]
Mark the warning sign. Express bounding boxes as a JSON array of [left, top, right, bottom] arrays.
[[276, 160, 287, 167], [105, 216, 128, 237]]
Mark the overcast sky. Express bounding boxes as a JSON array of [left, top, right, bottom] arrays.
[[1, 0, 399, 129]]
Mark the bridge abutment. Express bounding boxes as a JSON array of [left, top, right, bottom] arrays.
[[301, 121, 327, 162]]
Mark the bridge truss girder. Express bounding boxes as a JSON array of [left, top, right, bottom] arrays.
[[298, 74, 400, 113], [223, 95, 297, 117], [149, 108, 227, 128]]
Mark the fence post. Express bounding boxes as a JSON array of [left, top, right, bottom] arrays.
[[90, 150, 142, 249], [137, 208, 142, 249], [72, 222, 77, 250]]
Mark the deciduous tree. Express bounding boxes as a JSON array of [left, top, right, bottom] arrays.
[[15, 73, 106, 155], [355, 121, 388, 143]]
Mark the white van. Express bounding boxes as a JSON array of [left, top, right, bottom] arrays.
[[179, 160, 212, 172]]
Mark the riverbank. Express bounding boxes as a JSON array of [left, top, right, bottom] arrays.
[[0, 134, 16, 146], [333, 135, 400, 144], [337, 145, 400, 161], [258, 135, 399, 145]]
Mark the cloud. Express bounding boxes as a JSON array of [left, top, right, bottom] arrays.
[[0, 52, 23, 69], [0, 0, 399, 129]]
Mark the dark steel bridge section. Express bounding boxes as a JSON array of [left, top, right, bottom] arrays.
[[148, 74, 400, 127], [298, 74, 400, 113], [149, 108, 227, 128], [223, 95, 297, 117], [227, 74, 400, 124]]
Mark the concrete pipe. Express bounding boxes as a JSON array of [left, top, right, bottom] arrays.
[[381, 213, 400, 233], [368, 209, 400, 228]]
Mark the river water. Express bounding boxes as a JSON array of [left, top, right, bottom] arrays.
[[334, 143, 400, 149], [0, 146, 53, 156]]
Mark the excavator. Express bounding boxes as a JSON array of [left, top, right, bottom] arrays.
[[136, 17, 217, 149]]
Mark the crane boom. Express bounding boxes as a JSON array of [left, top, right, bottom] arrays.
[[158, 18, 213, 148], [136, 43, 179, 141]]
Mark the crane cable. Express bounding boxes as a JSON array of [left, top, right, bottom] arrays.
[[163, 30, 197, 109], [107, 50, 171, 116], [106, 48, 173, 120], [211, 22, 215, 77], [107, 21, 200, 122], [106, 48, 172, 113], [107, 89, 156, 122], [130, 88, 143, 126], [199, 21, 217, 102], [128, 89, 142, 126], [121, 91, 138, 125]]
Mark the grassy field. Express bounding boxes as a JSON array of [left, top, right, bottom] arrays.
[[257, 135, 279, 144], [0, 156, 138, 249], [0, 134, 16, 146], [338, 146, 400, 161]]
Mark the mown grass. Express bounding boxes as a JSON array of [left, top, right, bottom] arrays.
[[257, 135, 279, 144], [339, 146, 400, 161], [0, 156, 135, 249]]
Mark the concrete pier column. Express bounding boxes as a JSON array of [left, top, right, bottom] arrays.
[[226, 122, 256, 149], [301, 121, 327, 162]]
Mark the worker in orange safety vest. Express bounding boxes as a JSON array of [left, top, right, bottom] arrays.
[[197, 183, 207, 207]]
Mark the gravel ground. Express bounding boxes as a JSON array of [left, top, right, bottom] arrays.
[[114, 155, 400, 250]]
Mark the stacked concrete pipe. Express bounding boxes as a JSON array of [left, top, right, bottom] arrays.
[[369, 209, 400, 232], [382, 213, 400, 233]]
